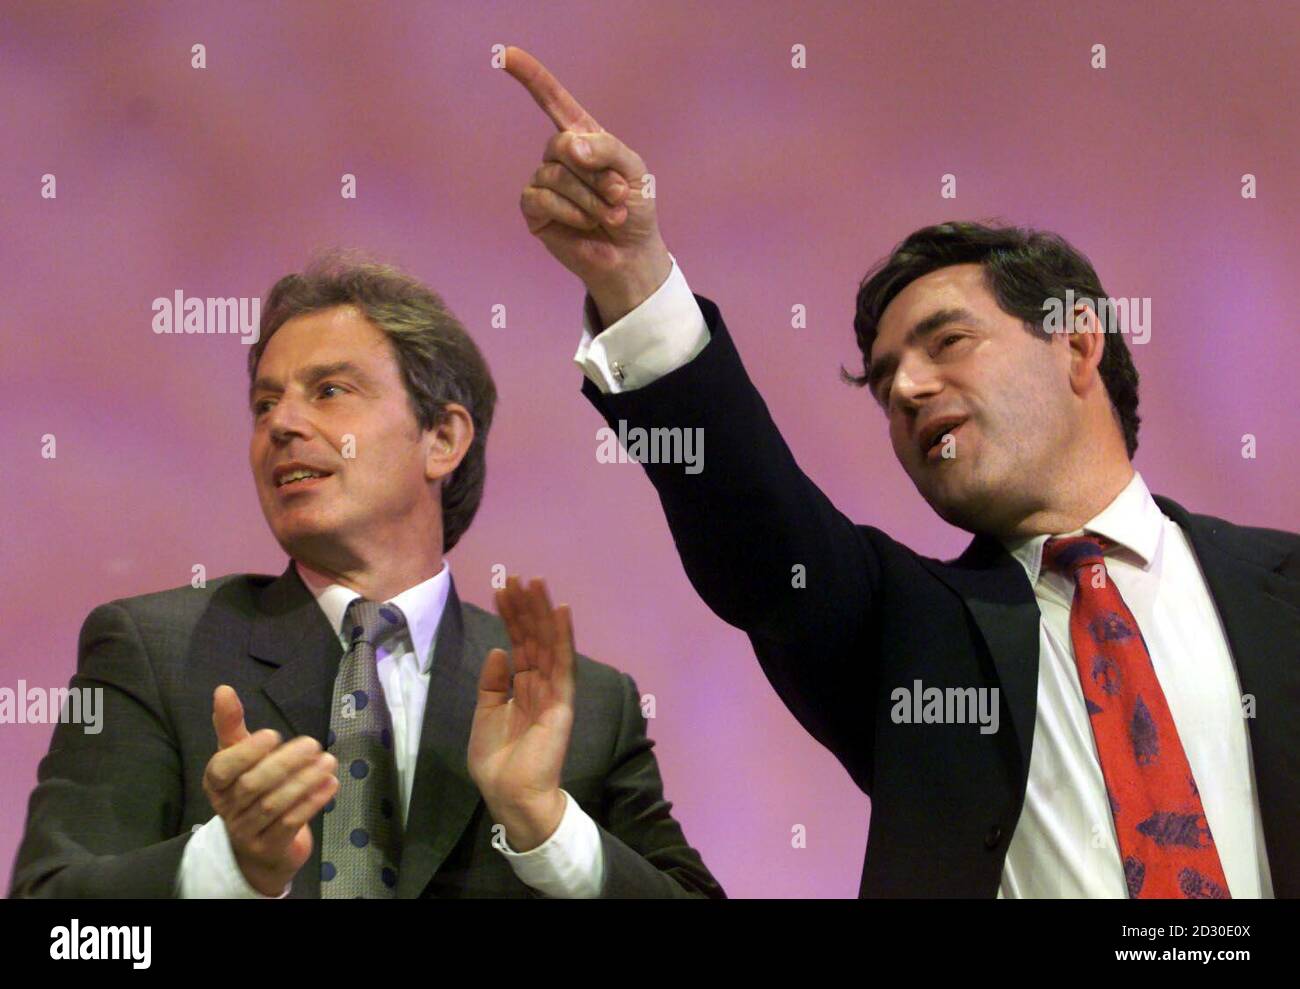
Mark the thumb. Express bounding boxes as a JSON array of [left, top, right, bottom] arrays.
[[213, 685, 249, 749]]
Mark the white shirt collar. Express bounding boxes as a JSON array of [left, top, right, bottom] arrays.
[[1001, 470, 1163, 585], [293, 559, 452, 674]]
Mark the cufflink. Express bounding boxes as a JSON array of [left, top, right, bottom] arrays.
[[611, 361, 625, 383]]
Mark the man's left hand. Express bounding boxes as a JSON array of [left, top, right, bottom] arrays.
[[468, 576, 576, 852]]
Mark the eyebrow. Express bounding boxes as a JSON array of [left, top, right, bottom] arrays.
[[249, 360, 375, 404], [866, 307, 980, 399]]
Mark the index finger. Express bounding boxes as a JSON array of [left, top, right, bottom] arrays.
[[504, 45, 602, 133], [495, 577, 532, 674]]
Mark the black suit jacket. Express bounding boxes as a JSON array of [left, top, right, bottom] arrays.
[[582, 293, 1299, 898], [9, 567, 723, 899]]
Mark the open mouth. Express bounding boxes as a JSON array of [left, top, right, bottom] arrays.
[[273, 467, 333, 491], [920, 418, 967, 461]]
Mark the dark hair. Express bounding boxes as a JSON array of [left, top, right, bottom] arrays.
[[847, 220, 1141, 458], [248, 249, 497, 553]]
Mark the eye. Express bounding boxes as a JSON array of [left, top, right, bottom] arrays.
[[937, 332, 964, 351], [319, 382, 344, 398], [251, 398, 273, 416]]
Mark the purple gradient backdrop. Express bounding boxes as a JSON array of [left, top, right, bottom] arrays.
[[2, 1, 1296, 897]]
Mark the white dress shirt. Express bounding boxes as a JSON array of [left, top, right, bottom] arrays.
[[573, 260, 1274, 897], [996, 472, 1273, 897], [177, 560, 605, 898]]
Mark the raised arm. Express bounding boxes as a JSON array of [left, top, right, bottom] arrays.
[[503, 47, 883, 763], [503, 46, 879, 644]]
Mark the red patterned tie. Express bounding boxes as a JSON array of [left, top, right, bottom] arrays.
[[1041, 534, 1230, 898]]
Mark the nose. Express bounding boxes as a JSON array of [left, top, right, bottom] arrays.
[[262, 394, 311, 445], [891, 353, 943, 410]]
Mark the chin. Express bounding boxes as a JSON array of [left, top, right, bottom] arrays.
[[934, 501, 984, 533], [272, 517, 337, 554], [921, 490, 964, 526], [917, 474, 987, 533]]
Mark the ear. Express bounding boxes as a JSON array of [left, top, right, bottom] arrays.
[[1064, 302, 1107, 398], [424, 403, 475, 483]]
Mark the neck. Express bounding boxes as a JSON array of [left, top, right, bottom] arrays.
[[294, 547, 444, 602], [1001, 458, 1135, 541]]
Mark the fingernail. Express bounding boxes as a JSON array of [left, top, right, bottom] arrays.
[[573, 139, 591, 160]]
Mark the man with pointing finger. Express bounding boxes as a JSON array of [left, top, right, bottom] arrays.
[[10, 252, 722, 900], [504, 45, 1298, 899]]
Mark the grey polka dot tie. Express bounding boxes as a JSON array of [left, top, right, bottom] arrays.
[[320, 598, 405, 898]]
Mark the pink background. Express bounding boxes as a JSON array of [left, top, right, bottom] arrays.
[[2, 1, 1296, 897]]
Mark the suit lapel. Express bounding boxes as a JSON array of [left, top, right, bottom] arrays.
[[248, 562, 342, 898], [396, 577, 488, 898], [1154, 494, 1300, 896], [251, 563, 343, 739], [919, 534, 1043, 778]]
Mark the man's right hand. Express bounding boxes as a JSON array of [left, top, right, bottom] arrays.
[[202, 685, 338, 897], [504, 45, 673, 328]]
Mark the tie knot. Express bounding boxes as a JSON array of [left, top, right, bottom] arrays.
[[344, 598, 407, 646], [1042, 534, 1114, 576]]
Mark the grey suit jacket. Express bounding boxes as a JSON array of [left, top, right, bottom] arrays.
[[9, 565, 724, 899]]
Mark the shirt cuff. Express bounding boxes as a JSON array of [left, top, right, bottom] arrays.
[[574, 255, 710, 394], [496, 789, 606, 898], [177, 816, 292, 899]]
